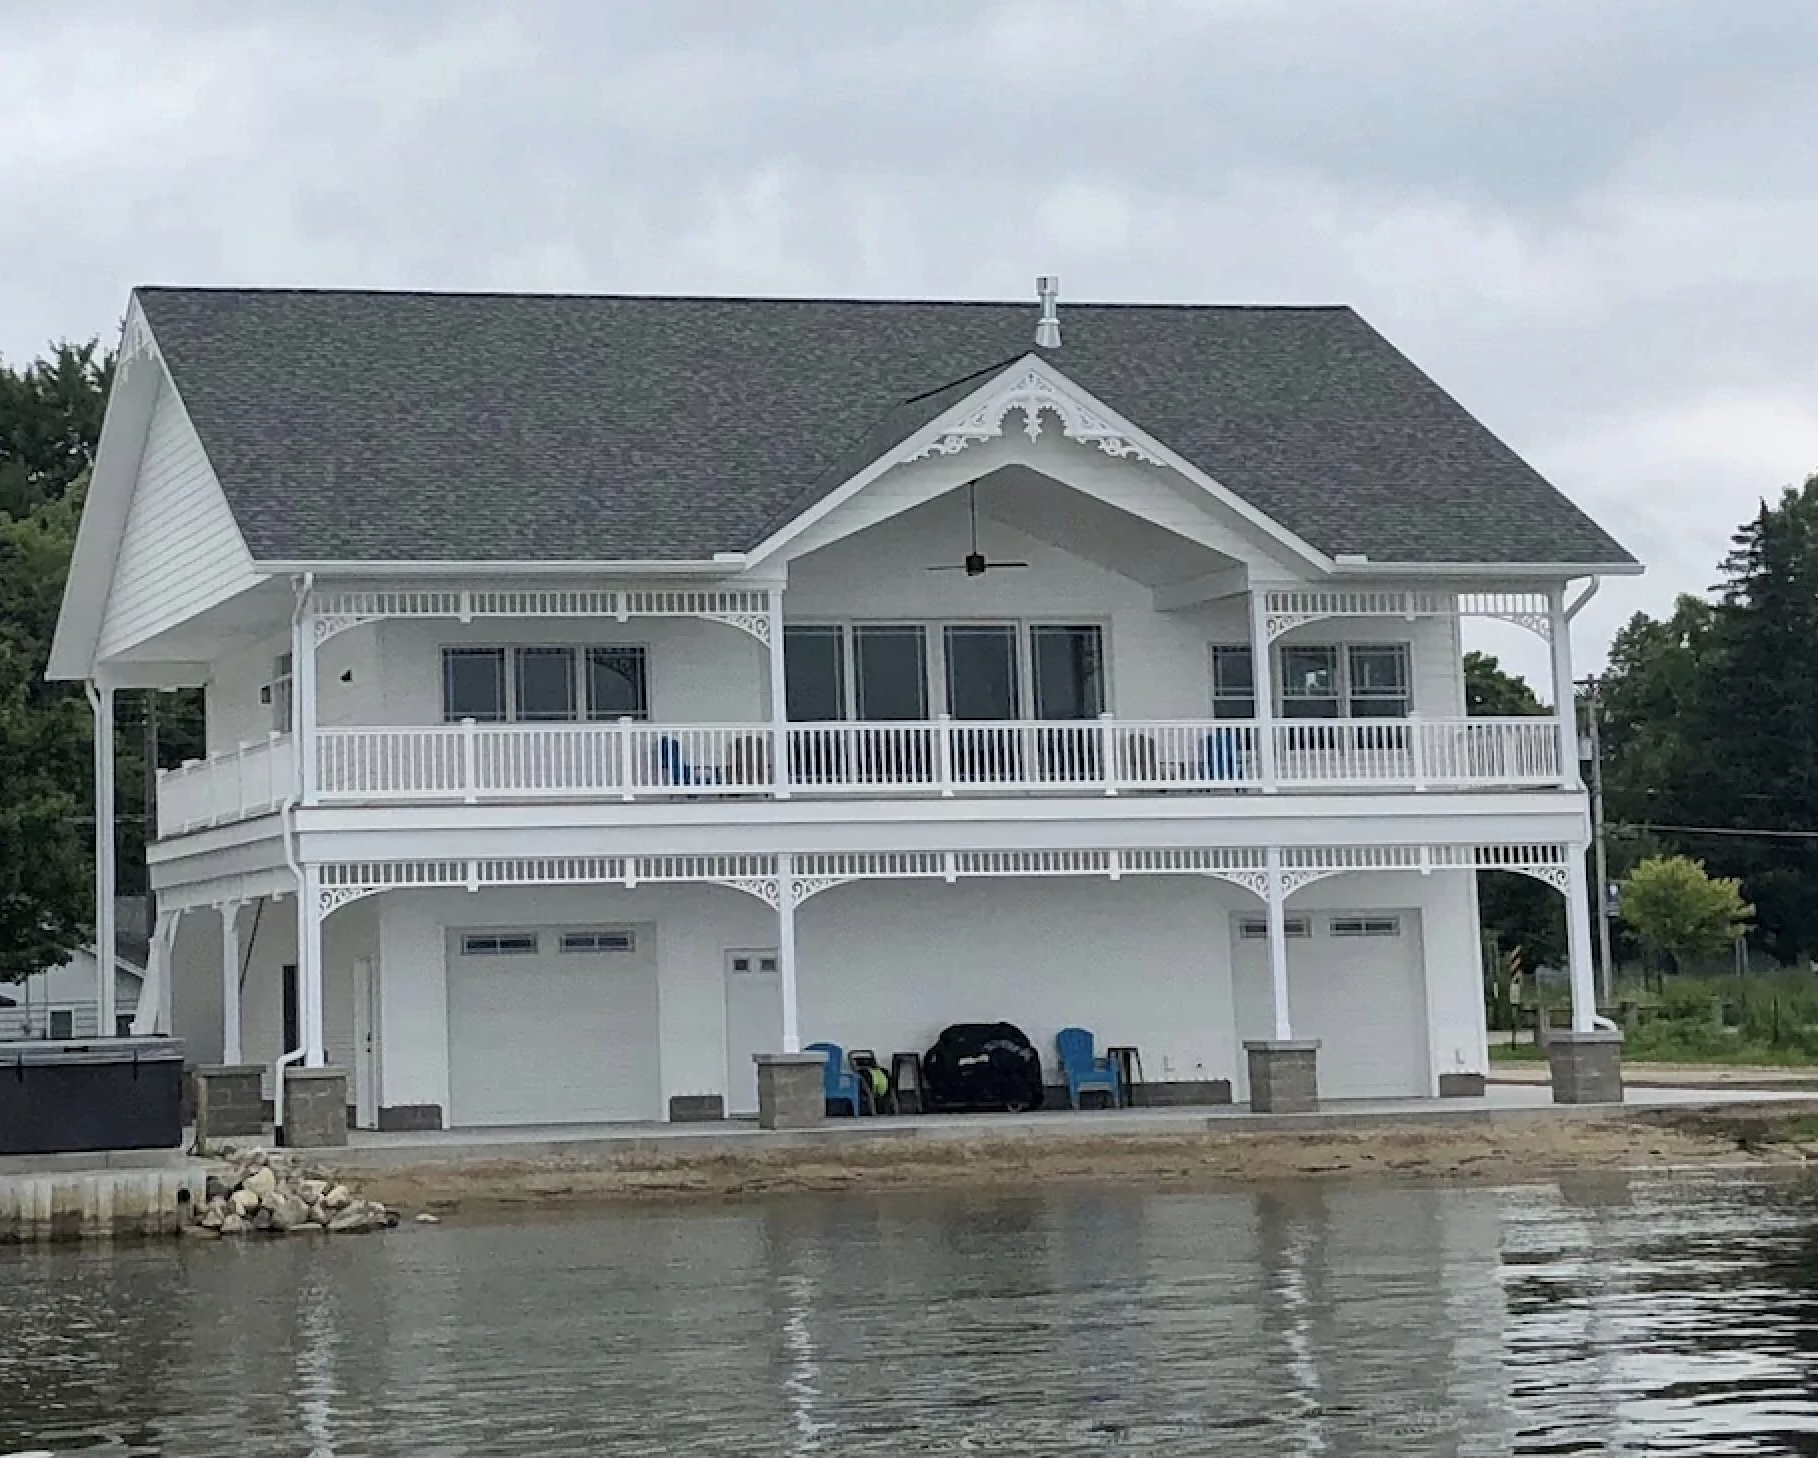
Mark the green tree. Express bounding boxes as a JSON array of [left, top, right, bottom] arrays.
[[1463, 652, 1565, 968], [0, 341, 207, 980], [0, 342, 110, 518], [0, 491, 92, 981], [1463, 650, 1546, 717], [1620, 855, 1753, 971]]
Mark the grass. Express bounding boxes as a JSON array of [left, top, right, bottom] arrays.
[[1490, 970, 1818, 1068]]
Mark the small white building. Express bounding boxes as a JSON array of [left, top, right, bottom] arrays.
[[47, 282, 1636, 1129], [0, 900, 147, 1041]]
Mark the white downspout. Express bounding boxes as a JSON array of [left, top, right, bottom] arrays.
[[272, 573, 315, 1137]]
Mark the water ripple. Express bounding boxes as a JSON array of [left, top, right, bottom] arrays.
[[3, 1173, 1818, 1454]]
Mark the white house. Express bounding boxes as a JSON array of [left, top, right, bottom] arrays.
[[46, 280, 1637, 1133], [0, 899, 147, 1042]]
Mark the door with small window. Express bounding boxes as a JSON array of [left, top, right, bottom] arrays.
[[724, 949, 782, 1117]]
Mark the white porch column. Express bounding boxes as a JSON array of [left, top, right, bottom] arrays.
[[298, 865, 327, 1065], [86, 681, 117, 1036], [220, 901, 244, 1064], [292, 589, 320, 805], [1563, 847, 1598, 1032], [1264, 847, 1293, 1039], [1547, 585, 1581, 790], [1247, 588, 1279, 790], [767, 586, 791, 800], [776, 852, 801, 1053]]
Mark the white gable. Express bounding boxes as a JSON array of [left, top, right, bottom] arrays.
[[95, 373, 260, 659], [746, 354, 1330, 578]]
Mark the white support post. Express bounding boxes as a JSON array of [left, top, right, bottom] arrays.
[[87, 681, 117, 1036], [766, 587, 791, 800], [1564, 848, 1598, 1033], [220, 901, 243, 1064], [293, 598, 320, 805], [1548, 585, 1581, 790], [1264, 847, 1293, 1040], [298, 864, 327, 1066], [776, 852, 800, 1054], [158, 910, 177, 1033], [1248, 589, 1279, 791]]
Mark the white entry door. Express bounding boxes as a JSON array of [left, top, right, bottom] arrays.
[[1231, 910, 1429, 1099], [352, 956, 380, 1130], [447, 926, 659, 1126], [724, 949, 782, 1117]]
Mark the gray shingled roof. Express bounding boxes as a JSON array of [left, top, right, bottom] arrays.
[[135, 288, 1634, 567]]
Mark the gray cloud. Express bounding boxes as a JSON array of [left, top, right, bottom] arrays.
[[6, 0, 1817, 675]]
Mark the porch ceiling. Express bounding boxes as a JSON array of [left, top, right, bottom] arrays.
[[100, 576, 293, 676], [980, 467, 1236, 590], [789, 466, 1239, 594]]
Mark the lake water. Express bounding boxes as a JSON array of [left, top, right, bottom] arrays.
[[3, 1172, 1817, 1455]]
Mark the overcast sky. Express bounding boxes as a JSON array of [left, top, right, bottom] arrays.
[[6, 0, 1817, 677]]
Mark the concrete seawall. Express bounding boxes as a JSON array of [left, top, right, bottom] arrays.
[[0, 1153, 210, 1242]]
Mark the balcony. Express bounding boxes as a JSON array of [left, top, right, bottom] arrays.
[[156, 717, 1562, 835]]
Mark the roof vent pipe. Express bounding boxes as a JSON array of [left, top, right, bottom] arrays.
[[1035, 275, 1061, 348]]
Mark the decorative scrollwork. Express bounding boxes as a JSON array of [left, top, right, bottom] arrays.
[[319, 884, 382, 917], [1278, 867, 1345, 898], [901, 366, 1167, 468], [1475, 609, 1553, 643], [697, 610, 772, 646], [1206, 868, 1271, 899], [313, 614, 378, 646], [713, 876, 782, 909], [790, 875, 854, 906]]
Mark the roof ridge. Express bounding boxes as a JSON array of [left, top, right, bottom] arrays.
[[132, 284, 1355, 313]]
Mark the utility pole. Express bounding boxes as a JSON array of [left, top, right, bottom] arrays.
[[143, 690, 159, 958], [1581, 675, 1616, 1003]]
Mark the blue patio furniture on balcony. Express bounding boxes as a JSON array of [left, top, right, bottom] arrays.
[[1203, 726, 1248, 782], [805, 1041, 862, 1116], [1056, 1026, 1122, 1109], [657, 735, 718, 786]]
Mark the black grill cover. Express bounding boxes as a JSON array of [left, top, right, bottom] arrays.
[[921, 1022, 1045, 1112]]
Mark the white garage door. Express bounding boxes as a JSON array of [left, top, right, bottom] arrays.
[[447, 925, 659, 1126], [1232, 910, 1429, 1099]]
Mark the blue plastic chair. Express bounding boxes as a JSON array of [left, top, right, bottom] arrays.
[[806, 1041, 862, 1116], [1056, 1027, 1122, 1109], [1203, 727, 1247, 782], [658, 736, 718, 786]]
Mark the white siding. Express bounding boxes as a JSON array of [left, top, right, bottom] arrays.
[[96, 376, 259, 658], [357, 870, 1487, 1121], [205, 625, 379, 756], [166, 893, 374, 1089], [373, 617, 764, 726], [0, 952, 140, 1040]]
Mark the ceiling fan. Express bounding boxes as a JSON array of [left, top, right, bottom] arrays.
[[925, 481, 1030, 577]]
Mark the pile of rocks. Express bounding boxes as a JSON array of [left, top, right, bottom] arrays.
[[192, 1149, 397, 1237]]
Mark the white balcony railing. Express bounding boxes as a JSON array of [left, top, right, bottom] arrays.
[[156, 733, 296, 836], [306, 716, 1560, 804], [155, 716, 1565, 835]]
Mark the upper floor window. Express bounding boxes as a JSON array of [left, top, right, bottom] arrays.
[[785, 622, 1103, 722], [1210, 645, 1255, 720], [442, 646, 648, 724], [260, 652, 294, 733], [1209, 643, 1411, 719]]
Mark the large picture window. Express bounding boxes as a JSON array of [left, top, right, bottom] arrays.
[[784, 622, 1106, 721], [441, 646, 648, 723]]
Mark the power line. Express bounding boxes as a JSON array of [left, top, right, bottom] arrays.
[[1618, 821, 1818, 842]]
